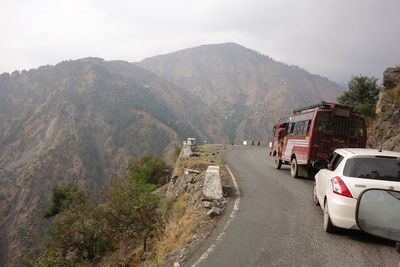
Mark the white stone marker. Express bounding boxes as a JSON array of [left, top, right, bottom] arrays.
[[203, 165, 223, 200]]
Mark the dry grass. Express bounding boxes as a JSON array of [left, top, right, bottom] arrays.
[[140, 144, 224, 266], [176, 144, 224, 174], [390, 86, 400, 106], [153, 193, 202, 266]]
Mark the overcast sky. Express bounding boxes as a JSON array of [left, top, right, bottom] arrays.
[[1, 0, 399, 84]]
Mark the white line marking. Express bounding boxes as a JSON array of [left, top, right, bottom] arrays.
[[191, 164, 241, 267]]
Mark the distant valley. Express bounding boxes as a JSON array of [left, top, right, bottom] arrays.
[[0, 43, 343, 265]]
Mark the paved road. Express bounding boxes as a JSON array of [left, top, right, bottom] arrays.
[[186, 147, 400, 267]]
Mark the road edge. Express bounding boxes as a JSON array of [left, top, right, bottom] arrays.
[[190, 164, 241, 267]]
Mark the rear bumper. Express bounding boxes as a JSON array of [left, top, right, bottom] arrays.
[[327, 192, 358, 230]]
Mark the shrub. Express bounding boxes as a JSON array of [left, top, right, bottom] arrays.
[[105, 175, 160, 251], [38, 152, 171, 264], [393, 86, 400, 106], [43, 185, 86, 218], [127, 152, 170, 186], [38, 204, 113, 265]]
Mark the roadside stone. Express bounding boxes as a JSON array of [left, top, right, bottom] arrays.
[[173, 262, 181, 267], [203, 166, 223, 200], [181, 144, 193, 158], [184, 168, 201, 175], [202, 201, 212, 208], [207, 207, 221, 217]]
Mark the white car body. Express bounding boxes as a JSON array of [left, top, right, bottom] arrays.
[[315, 148, 400, 231]]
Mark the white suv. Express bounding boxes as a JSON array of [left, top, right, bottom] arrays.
[[313, 148, 400, 233]]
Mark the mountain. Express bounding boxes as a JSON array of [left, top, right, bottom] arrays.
[[138, 42, 343, 142], [0, 58, 223, 265], [0, 43, 343, 266]]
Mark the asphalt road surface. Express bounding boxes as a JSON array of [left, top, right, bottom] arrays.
[[186, 147, 400, 267]]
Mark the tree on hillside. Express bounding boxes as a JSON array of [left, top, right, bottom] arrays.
[[127, 152, 170, 185], [38, 153, 169, 265], [338, 75, 382, 119], [43, 184, 86, 218]]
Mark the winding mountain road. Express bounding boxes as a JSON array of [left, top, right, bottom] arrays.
[[186, 147, 400, 267]]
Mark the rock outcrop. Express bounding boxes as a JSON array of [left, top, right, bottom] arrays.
[[368, 66, 400, 151]]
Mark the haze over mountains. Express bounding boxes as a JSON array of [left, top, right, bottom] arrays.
[[0, 43, 342, 265], [138, 43, 342, 142]]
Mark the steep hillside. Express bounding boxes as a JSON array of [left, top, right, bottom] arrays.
[[0, 59, 221, 266], [138, 42, 343, 142], [0, 43, 345, 266], [368, 66, 400, 151]]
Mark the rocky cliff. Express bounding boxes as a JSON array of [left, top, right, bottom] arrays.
[[368, 66, 400, 151], [0, 59, 219, 266]]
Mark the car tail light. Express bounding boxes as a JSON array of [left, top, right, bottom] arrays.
[[331, 176, 353, 198]]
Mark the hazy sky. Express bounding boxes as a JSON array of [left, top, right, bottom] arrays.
[[1, 0, 399, 83]]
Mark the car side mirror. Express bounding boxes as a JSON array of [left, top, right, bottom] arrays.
[[356, 189, 400, 253]]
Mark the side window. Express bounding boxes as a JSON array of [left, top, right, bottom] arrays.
[[292, 122, 299, 136], [288, 123, 295, 135], [294, 121, 305, 136], [303, 120, 311, 136], [331, 154, 344, 171]]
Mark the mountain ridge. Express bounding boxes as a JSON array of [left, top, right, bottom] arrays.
[[1, 43, 343, 266], [0, 58, 222, 265], [138, 42, 343, 142]]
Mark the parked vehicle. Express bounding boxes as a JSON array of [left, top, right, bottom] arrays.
[[356, 188, 400, 252], [270, 102, 366, 178], [313, 148, 400, 233]]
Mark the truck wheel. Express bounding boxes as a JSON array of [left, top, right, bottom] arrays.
[[274, 154, 282, 169], [290, 157, 299, 178]]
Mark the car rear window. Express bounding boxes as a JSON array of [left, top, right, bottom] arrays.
[[343, 157, 400, 181]]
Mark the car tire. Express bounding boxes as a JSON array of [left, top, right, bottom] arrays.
[[290, 157, 299, 178], [313, 185, 320, 206], [324, 201, 338, 234], [274, 154, 282, 169]]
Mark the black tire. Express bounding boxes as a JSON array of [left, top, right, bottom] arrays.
[[313, 185, 320, 206], [290, 157, 299, 178], [324, 201, 338, 234], [274, 154, 282, 169]]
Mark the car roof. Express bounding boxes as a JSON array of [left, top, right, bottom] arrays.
[[335, 148, 400, 158]]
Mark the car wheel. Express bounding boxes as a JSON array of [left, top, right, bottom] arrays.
[[274, 154, 282, 169], [290, 157, 298, 178], [313, 185, 320, 206], [324, 201, 338, 234]]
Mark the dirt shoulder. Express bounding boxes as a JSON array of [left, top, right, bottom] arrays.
[[154, 144, 237, 267]]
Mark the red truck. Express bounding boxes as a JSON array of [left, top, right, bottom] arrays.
[[270, 102, 367, 178]]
